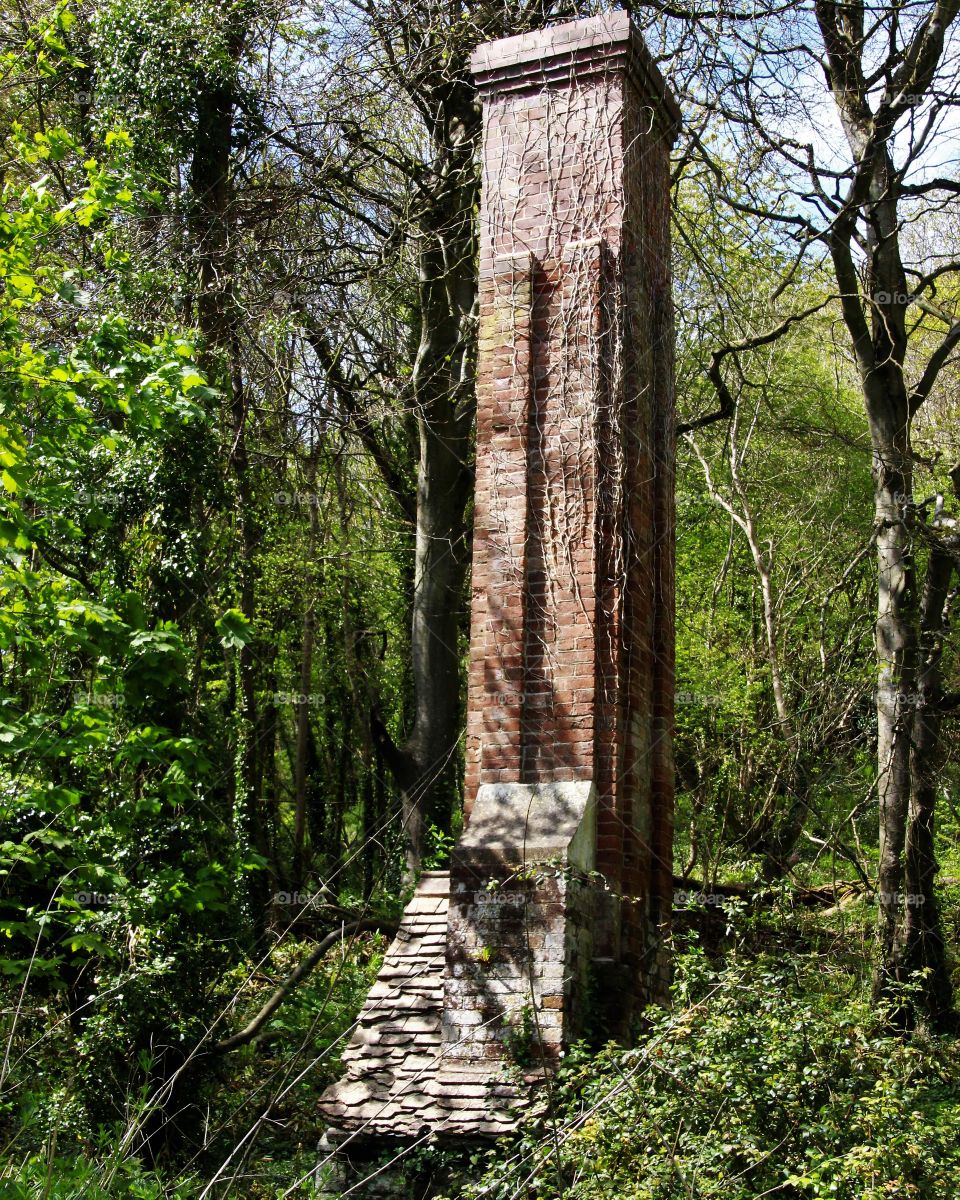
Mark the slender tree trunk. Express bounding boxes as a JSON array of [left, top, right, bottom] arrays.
[[292, 497, 319, 892], [362, 729, 381, 900], [688, 426, 806, 875], [817, 113, 931, 1008], [229, 343, 270, 938], [899, 536, 957, 1026], [304, 720, 326, 881], [188, 10, 271, 938], [258, 646, 280, 882], [362, 751, 374, 900], [394, 420, 472, 877], [872, 441, 917, 995], [331, 713, 351, 883], [377, 92, 478, 880]]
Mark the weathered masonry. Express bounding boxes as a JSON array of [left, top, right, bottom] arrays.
[[319, 11, 679, 1153]]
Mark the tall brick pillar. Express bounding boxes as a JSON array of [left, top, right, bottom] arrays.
[[446, 9, 679, 1059], [319, 14, 678, 1150]]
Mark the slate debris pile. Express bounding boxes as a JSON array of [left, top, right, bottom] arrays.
[[318, 871, 532, 1142]]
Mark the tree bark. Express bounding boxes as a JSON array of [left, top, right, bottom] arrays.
[[898, 534, 957, 1026], [188, 10, 271, 937], [393, 416, 472, 876], [811, 13, 936, 1005], [871, 434, 916, 994], [292, 494, 319, 893], [365, 87, 479, 880]]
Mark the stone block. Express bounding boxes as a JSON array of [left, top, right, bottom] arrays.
[[457, 781, 596, 869]]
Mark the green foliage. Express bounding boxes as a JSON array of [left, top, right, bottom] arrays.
[[423, 821, 456, 870], [193, 932, 386, 1194], [672, 166, 877, 883], [0, 125, 249, 1174], [0, 1152, 197, 1198], [501, 1003, 537, 1068], [0, 130, 235, 987], [88, 0, 246, 169], [441, 944, 960, 1200]]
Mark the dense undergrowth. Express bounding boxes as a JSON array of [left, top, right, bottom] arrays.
[[5, 896, 960, 1199], [0, 932, 387, 1199], [435, 940, 960, 1200]]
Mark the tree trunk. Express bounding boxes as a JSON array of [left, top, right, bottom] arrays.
[[899, 536, 957, 1026], [229, 343, 270, 938], [376, 89, 478, 880], [816, 108, 930, 1009], [871, 438, 917, 995], [292, 496, 319, 892], [188, 13, 271, 938], [394, 420, 472, 877]]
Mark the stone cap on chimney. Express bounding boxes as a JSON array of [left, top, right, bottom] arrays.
[[456, 780, 597, 871], [470, 11, 681, 139]]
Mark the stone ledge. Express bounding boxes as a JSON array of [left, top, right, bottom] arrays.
[[456, 780, 596, 870], [471, 11, 630, 74]]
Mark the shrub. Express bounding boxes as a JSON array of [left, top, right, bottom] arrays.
[[440, 948, 960, 1200]]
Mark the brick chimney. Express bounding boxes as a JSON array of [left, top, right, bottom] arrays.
[[319, 13, 678, 1151], [447, 9, 679, 1056]]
